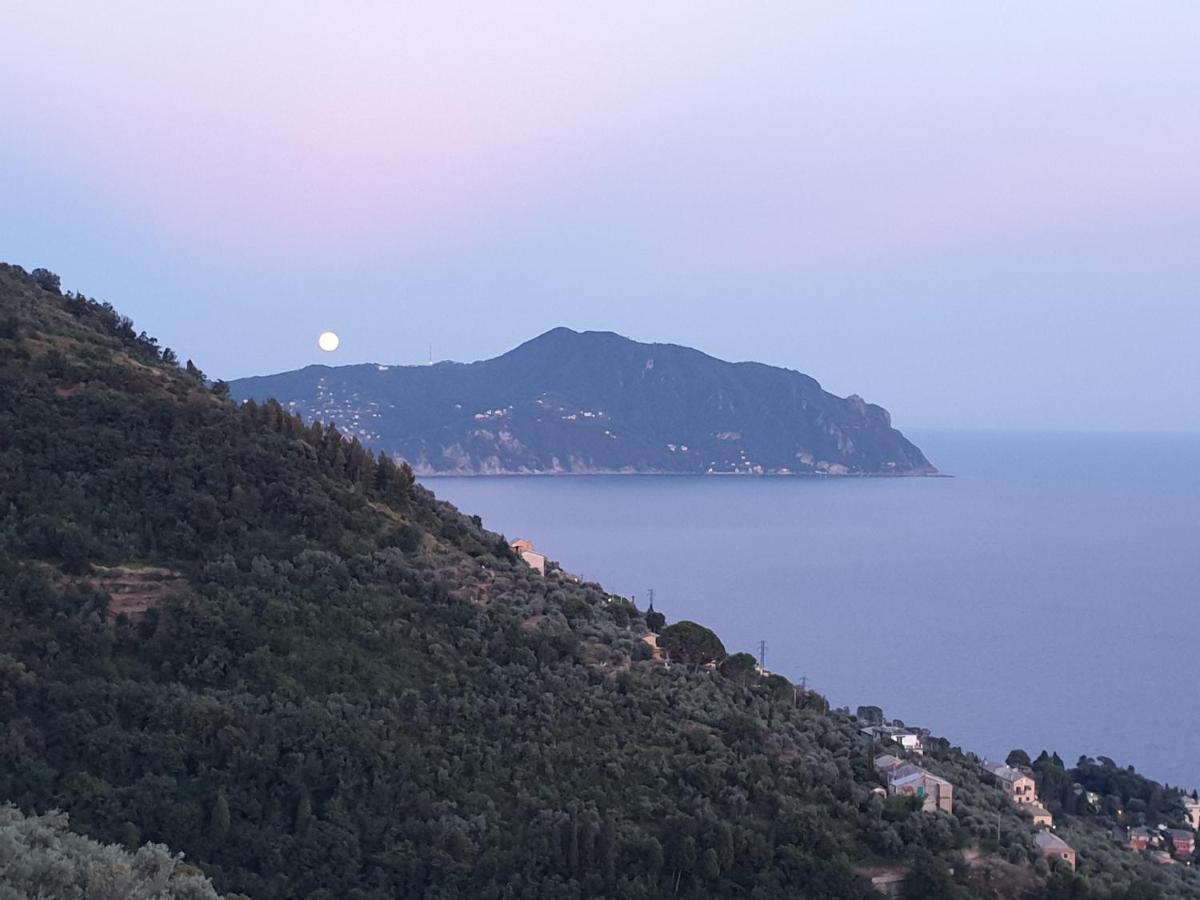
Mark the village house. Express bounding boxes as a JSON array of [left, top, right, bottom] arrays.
[[983, 761, 1037, 804], [890, 766, 954, 814], [1126, 826, 1152, 852], [861, 724, 925, 755], [1167, 829, 1195, 860], [858, 867, 906, 898], [510, 539, 546, 575], [874, 754, 907, 781], [875, 755, 953, 814], [1034, 830, 1077, 871], [1185, 797, 1200, 832], [1022, 801, 1053, 828]]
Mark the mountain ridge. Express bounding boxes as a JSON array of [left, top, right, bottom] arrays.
[[231, 327, 937, 477]]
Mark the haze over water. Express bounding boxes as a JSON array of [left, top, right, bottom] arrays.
[[427, 430, 1200, 788]]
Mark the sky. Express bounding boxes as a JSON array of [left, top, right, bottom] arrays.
[[2, 2, 1198, 432]]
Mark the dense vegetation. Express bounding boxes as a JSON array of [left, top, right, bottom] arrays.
[[0, 803, 225, 900], [0, 263, 1195, 899]]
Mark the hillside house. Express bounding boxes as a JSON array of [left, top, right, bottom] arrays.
[[1127, 827, 1152, 852], [1167, 829, 1195, 860], [858, 867, 907, 898], [983, 761, 1037, 804], [510, 539, 546, 575], [1185, 797, 1200, 831], [1034, 830, 1076, 871], [1022, 801, 1053, 828], [861, 725, 925, 755], [874, 754, 907, 781], [875, 756, 953, 814]]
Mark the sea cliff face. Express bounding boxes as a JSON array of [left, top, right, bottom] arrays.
[[231, 328, 935, 476]]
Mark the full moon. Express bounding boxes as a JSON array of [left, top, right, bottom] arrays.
[[318, 331, 340, 352]]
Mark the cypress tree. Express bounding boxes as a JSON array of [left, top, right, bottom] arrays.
[[210, 791, 231, 844]]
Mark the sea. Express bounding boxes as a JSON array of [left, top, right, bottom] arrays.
[[423, 430, 1200, 788]]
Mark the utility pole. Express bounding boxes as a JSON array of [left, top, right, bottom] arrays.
[[647, 588, 655, 609]]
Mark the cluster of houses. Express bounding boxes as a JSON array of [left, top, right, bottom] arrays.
[[860, 712, 1084, 875], [857, 716, 952, 815], [1110, 790, 1200, 866], [861, 719, 957, 816], [981, 760, 1200, 870], [1113, 797, 1199, 866], [874, 753, 955, 814], [1120, 825, 1195, 865], [981, 760, 1075, 870]]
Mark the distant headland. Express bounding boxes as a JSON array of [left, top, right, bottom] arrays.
[[230, 327, 936, 477]]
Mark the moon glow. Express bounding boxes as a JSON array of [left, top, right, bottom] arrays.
[[318, 331, 340, 352]]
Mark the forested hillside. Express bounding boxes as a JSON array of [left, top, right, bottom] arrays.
[[0, 263, 1193, 899]]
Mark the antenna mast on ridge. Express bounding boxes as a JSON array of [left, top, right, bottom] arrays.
[[757, 640, 766, 671]]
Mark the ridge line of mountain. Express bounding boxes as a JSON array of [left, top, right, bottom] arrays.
[[231, 326, 938, 478]]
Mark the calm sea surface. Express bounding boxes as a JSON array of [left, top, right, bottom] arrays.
[[424, 431, 1200, 787]]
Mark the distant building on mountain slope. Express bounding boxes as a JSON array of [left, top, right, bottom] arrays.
[[1020, 801, 1054, 828], [1167, 829, 1195, 860], [874, 755, 954, 814], [1034, 830, 1076, 871], [890, 766, 954, 814], [511, 539, 546, 575], [1126, 826, 1152, 852], [1184, 796, 1200, 831], [861, 724, 925, 754], [983, 761, 1037, 804]]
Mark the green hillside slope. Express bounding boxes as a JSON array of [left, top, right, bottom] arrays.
[[0, 264, 1193, 900]]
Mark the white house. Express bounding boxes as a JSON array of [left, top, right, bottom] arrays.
[[511, 539, 546, 575]]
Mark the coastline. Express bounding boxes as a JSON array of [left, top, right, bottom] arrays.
[[418, 468, 951, 478]]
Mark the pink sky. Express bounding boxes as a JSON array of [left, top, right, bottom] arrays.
[[2, 2, 1198, 430]]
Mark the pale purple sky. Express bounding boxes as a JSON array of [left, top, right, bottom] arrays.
[[3, 3, 1198, 431]]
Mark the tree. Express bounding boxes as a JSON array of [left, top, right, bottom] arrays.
[[30, 268, 61, 293], [294, 792, 312, 835], [856, 705, 884, 726], [120, 820, 140, 851], [1007, 749, 1032, 768], [901, 851, 961, 900], [209, 791, 230, 844], [645, 837, 664, 882], [645, 606, 666, 633], [719, 652, 758, 680], [657, 621, 726, 665]]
